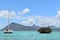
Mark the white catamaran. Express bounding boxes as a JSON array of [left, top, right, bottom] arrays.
[[4, 13, 13, 34]]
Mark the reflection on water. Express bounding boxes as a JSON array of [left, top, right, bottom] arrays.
[[0, 31, 60, 40]]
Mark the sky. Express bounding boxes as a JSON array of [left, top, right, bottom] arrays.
[[0, 0, 60, 29]]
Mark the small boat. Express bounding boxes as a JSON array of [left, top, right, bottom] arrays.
[[4, 29, 13, 34], [38, 26, 52, 33], [4, 13, 13, 34]]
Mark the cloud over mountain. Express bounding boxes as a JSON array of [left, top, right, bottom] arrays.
[[0, 9, 60, 27], [21, 10, 60, 27]]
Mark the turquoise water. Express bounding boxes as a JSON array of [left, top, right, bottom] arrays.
[[0, 31, 60, 40]]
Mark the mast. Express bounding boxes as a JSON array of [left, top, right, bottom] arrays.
[[41, 23, 44, 27], [8, 13, 9, 29], [4, 13, 13, 34]]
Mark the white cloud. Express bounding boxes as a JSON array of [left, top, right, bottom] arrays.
[[22, 8, 30, 13], [21, 16, 35, 26], [0, 10, 16, 18], [1, 9, 60, 27], [0, 8, 30, 19], [18, 8, 30, 15], [20, 12, 60, 27]]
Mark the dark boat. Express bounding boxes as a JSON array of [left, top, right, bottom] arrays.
[[38, 26, 52, 33]]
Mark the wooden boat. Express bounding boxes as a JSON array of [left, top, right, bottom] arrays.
[[38, 26, 52, 33]]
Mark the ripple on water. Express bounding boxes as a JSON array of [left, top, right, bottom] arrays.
[[0, 31, 60, 40]]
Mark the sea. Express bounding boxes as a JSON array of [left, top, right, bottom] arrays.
[[0, 31, 60, 40]]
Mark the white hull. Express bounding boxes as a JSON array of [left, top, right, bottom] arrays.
[[4, 29, 13, 34]]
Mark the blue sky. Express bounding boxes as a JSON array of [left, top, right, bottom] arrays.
[[0, 0, 60, 16], [0, 0, 60, 29]]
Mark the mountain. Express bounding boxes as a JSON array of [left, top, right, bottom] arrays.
[[53, 27, 60, 30], [2, 22, 60, 31], [32, 24, 40, 29], [48, 25, 60, 30], [1, 22, 39, 31], [49, 25, 57, 29]]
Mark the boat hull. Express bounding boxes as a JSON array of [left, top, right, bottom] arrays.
[[40, 31, 51, 33], [4, 32, 12, 34]]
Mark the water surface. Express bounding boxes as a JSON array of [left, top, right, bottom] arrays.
[[0, 31, 60, 40]]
